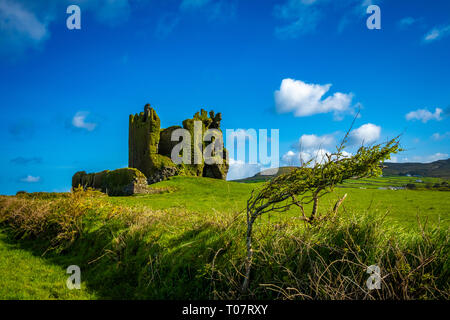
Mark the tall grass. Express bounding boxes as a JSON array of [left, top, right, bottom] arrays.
[[0, 190, 448, 300], [212, 212, 449, 299]]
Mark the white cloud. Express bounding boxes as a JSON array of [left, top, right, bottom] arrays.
[[341, 150, 352, 158], [349, 123, 381, 145], [0, 0, 49, 53], [297, 133, 334, 149], [282, 130, 355, 168], [431, 133, 440, 140], [405, 108, 443, 123], [275, 0, 381, 38], [398, 17, 416, 28], [72, 111, 97, 131], [281, 150, 308, 166], [0, 0, 140, 55], [387, 153, 449, 163], [1, 0, 236, 54], [424, 25, 450, 42], [274, 0, 320, 38], [281, 147, 350, 166], [432, 132, 450, 141], [412, 153, 449, 163], [275, 78, 354, 119], [20, 175, 40, 183], [387, 156, 412, 163], [281, 150, 298, 165], [226, 158, 262, 180], [306, 148, 331, 163]]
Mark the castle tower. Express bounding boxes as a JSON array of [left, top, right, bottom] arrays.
[[129, 103, 163, 179]]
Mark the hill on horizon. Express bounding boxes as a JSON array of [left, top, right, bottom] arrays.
[[234, 159, 450, 182], [233, 166, 298, 182], [382, 158, 450, 178]]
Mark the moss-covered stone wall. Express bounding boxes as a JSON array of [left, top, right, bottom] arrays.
[[72, 168, 148, 196]]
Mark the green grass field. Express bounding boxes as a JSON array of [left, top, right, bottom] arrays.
[[107, 176, 449, 229], [341, 175, 445, 188], [0, 176, 448, 300]]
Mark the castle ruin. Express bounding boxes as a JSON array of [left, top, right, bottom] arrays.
[[72, 103, 229, 196]]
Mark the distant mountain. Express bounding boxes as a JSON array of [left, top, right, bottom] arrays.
[[233, 166, 298, 183], [382, 158, 450, 178], [234, 159, 450, 183]]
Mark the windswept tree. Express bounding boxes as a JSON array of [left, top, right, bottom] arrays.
[[242, 131, 401, 293]]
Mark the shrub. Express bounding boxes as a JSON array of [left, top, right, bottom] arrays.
[[15, 192, 71, 200], [0, 188, 103, 251]]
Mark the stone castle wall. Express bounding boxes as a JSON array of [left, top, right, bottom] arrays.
[[72, 168, 149, 196]]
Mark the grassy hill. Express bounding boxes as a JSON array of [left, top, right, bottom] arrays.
[[382, 158, 450, 178], [233, 166, 298, 182], [0, 176, 448, 299]]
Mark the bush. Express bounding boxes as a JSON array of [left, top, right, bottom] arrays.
[[0, 188, 102, 250], [15, 192, 71, 200]]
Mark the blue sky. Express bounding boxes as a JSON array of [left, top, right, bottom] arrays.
[[0, 0, 449, 194]]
